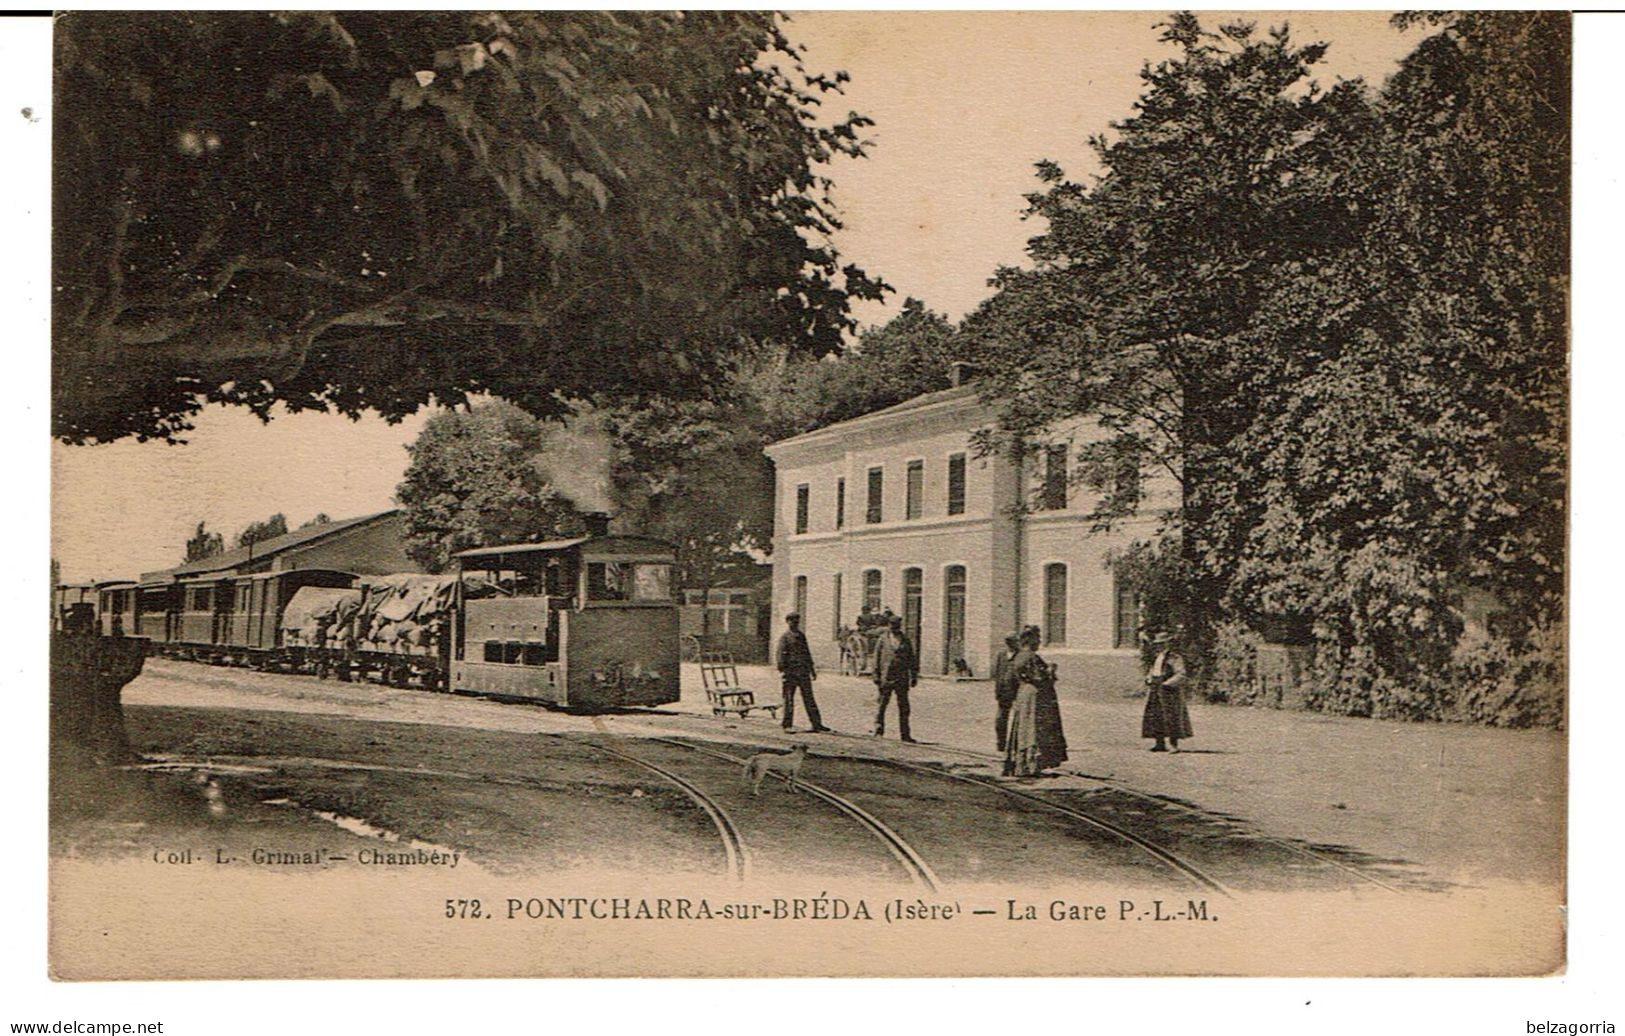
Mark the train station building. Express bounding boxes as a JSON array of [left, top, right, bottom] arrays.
[[764, 378, 1176, 690]]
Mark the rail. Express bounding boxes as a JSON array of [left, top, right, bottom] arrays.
[[874, 736, 1403, 894], [649, 737, 943, 894]]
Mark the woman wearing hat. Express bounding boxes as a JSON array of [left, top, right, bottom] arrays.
[[1142, 630, 1193, 752], [1002, 626, 1068, 776]]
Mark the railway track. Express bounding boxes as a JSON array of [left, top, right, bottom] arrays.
[[656, 734, 1224, 895], [687, 726, 1403, 895], [567, 736, 752, 884], [646, 736, 944, 894], [873, 735, 1404, 894], [877, 755, 1230, 895]]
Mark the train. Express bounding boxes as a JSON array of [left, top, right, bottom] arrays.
[[63, 529, 682, 711]]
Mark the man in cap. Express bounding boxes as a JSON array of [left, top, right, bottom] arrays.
[[991, 632, 1022, 752], [872, 614, 919, 742], [776, 612, 830, 733], [1142, 629, 1193, 752]]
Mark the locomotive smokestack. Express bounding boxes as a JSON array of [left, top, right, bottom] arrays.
[[581, 512, 611, 538]]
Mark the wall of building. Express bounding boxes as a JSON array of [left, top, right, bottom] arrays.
[[767, 392, 1177, 697]]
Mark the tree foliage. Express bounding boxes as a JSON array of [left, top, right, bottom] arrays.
[[598, 399, 776, 591], [236, 513, 288, 549], [183, 521, 224, 563], [966, 14, 1368, 656], [966, 12, 1567, 723], [753, 297, 962, 442], [394, 400, 582, 572], [395, 394, 779, 585], [54, 11, 885, 443]]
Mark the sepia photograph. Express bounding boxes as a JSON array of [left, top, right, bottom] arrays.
[[39, 8, 1574, 986]]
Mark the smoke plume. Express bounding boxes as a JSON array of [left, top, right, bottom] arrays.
[[532, 406, 618, 515]]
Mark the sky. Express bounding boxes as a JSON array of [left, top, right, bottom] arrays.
[[50, 11, 1419, 584]]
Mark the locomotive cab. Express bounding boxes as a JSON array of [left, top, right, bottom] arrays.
[[450, 534, 680, 709]]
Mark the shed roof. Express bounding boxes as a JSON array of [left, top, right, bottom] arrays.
[[454, 534, 674, 562], [453, 537, 591, 559], [164, 510, 399, 578]]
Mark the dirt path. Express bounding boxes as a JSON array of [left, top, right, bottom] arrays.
[[89, 659, 1437, 892]]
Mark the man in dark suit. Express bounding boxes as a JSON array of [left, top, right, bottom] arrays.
[[776, 612, 830, 733], [991, 632, 1021, 752], [872, 614, 919, 742]]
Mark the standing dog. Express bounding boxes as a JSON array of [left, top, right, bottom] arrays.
[[744, 743, 809, 796]]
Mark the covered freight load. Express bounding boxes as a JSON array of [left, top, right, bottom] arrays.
[[280, 575, 494, 688]]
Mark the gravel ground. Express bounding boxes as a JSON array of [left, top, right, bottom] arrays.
[[701, 665, 1566, 887], [112, 657, 1564, 886]]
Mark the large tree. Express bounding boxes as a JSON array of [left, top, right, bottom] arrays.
[[965, 15, 1370, 646], [394, 400, 582, 572], [54, 11, 884, 443], [965, 12, 1566, 723], [1214, 12, 1568, 721]]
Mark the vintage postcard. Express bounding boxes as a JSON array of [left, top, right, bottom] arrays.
[[47, 10, 1567, 980]]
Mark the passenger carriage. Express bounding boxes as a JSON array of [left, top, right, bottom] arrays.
[[94, 580, 137, 638], [53, 583, 97, 634]]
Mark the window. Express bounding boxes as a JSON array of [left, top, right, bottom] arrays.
[[587, 562, 672, 602], [697, 589, 751, 635], [862, 569, 882, 613], [543, 559, 569, 597], [795, 483, 810, 534], [587, 563, 627, 601], [484, 641, 546, 665], [1114, 576, 1141, 650], [866, 466, 884, 524], [942, 565, 967, 674], [633, 564, 672, 601], [905, 460, 924, 519], [835, 478, 846, 529], [1043, 563, 1068, 646], [794, 575, 808, 620], [902, 568, 923, 651], [1042, 444, 1068, 510], [831, 573, 843, 637], [947, 452, 966, 515], [190, 586, 211, 611]]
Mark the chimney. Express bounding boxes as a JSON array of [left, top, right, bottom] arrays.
[[581, 512, 611, 538], [949, 361, 978, 387]]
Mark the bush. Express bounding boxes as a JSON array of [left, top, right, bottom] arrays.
[[1209, 621, 1262, 706], [1303, 637, 1456, 722], [1449, 621, 1566, 729]]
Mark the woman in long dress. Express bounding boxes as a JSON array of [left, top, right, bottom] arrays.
[[1003, 627, 1069, 777], [1142, 630, 1193, 752]]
